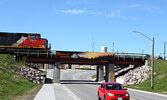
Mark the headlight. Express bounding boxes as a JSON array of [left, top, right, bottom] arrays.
[[125, 93, 129, 96], [107, 93, 114, 96]]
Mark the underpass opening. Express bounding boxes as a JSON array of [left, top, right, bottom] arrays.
[[51, 51, 146, 83]]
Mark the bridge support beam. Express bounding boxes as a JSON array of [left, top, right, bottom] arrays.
[[53, 62, 61, 83], [97, 65, 104, 82], [105, 64, 115, 82]]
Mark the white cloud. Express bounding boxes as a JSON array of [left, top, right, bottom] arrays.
[[58, 9, 87, 15], [105, 13, 115, 17], [105, 9, 121, 17], [88, 11, 103, 15], [58, 9, 122, 18], [58, 9, 103, 15]]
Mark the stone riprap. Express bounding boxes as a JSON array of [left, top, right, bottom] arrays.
[[116, 65, 150, 85], [115, 65, 135, 77], [13, 66, 46, 84]]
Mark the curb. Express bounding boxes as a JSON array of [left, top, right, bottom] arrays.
[[128, 88, 167, 98]]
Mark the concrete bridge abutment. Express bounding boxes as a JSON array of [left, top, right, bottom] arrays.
[[105, 64, 115, 82], [96, 65, 104, 82], [53, 62, 61, 83]]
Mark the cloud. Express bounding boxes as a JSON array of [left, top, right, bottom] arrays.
[[58, 9, 87, 15], [58, 9, 103, 15], [105, 9, 121, 17], [105, 13, 115, 17], [88, 11, 103, 15], [58, 9, 122, 18]]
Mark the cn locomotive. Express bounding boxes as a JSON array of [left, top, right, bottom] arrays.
[[0, 32, 49, 50]]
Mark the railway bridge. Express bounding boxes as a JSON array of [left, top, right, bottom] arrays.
[[4, 49, 146, 83]]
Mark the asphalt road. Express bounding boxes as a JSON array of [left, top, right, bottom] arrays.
[[52, 69, 167, 100]]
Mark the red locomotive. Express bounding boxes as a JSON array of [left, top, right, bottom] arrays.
[[0, 32, 49, 50]]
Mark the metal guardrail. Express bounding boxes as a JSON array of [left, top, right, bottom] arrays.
[[114, 52, 146, 61]]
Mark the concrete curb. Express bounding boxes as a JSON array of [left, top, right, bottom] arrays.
[[34, 84, 56, 100], [128, 88, 167, 98]]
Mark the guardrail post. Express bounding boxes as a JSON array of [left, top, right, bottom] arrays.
[[28, 50, 30, 56], [117, 51, 119, 60], [123, 55, 125, 60]]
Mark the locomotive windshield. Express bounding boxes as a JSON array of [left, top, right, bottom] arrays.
[[29, 34, 37, 39], [39, 34, 41, 39]]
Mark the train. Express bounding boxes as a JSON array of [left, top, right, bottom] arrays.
[[0, 32, 50, 50]]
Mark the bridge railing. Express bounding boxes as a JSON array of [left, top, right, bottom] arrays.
[[114, 52, 147, 61], [12, 50, 147, 61]]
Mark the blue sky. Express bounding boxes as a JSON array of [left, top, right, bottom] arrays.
[[0, 0, 167, 56]]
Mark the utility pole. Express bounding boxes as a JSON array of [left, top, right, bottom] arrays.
[[133, 31, 154, 89], [151, 37, 154, 89], [92, 37, 94, 52], [164, 42, 166, 60], [112, 42, 114, 52], [142, 49, 144, 54]]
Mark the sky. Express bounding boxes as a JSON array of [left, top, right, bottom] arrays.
[[0, 0, 167, 56]]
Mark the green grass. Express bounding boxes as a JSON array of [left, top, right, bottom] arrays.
[[0, 54, 39, 100], [127, 60, 167, 92], [91, 74, 96, 79], [75, 68, 95, 70]]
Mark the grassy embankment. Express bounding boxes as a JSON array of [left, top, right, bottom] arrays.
[[0, 54, 42, 100], [127, 60, 167, 93]]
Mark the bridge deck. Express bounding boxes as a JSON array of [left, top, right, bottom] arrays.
[[10, 50, 146, 66]]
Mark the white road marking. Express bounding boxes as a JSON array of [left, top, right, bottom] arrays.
[[63, 85, 81, 100], [128, 88, 167, 98], [130, 98, 136, 100]]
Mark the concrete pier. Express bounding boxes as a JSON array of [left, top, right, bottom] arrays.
[[97, 65, 104, 82], [53, 62, 61, 83]]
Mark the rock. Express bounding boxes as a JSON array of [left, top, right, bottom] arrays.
[[12, 66, 45, 84], [116, 65, 151, 85]]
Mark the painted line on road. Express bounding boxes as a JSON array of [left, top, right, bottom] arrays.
[[128, 88, 167, 98], [130, 98, 136, 100], [63, 85, 81, 100]]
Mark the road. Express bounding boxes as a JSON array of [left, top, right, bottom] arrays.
[[51, 69, 167, 100]]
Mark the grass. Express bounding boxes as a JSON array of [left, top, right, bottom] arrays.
[[91, 74, 96, 79], [0, 54, 40, 100], [75, 68, 95, 70], [127, 60, 167, 92]]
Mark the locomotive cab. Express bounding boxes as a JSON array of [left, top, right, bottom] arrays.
[[28, 34, 40, 39]]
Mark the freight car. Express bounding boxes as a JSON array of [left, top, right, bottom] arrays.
[[0, 32, 49, 50]]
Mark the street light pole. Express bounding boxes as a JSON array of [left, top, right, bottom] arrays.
[[151, 37, 154, 89], [133, 31, 154, 89]]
